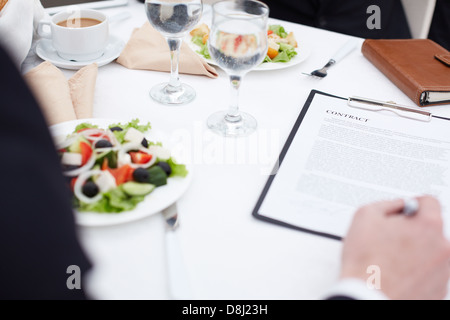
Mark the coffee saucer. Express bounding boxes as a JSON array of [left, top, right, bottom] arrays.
[[35, 35, 125, 70]]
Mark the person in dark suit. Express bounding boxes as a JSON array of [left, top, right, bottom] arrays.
[[262, 0, 411, 39], [428, 0, 450, 50], [0, 46, 91, 300]]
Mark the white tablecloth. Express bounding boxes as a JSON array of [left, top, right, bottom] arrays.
[[30, 1, 450, 300]]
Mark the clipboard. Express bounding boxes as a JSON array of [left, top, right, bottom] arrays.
[[252, 89, 450, 241], [252, 90, 345, 241]]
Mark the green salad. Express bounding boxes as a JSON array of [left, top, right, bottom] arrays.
[[57, 119, 188, 213], [190, 24, 298, 64]]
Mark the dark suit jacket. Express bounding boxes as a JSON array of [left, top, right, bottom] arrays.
[[262, 0, 411, 39], [0, 46, 91, 300], [429, 0, 450, 50]]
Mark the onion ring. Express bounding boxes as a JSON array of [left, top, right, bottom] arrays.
[[80, 129, 117, 146], [74, 170, 104, 204], [55, 134, 78, 151], [119, 143, 157, 169], [63, 149, 96, 177]]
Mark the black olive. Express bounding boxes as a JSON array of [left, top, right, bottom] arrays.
[[110, 126, 123, 132], [95, 139, 113, 148], [157, 161, 172, 176], [133, 168, 150, 183], [82, 181, 99, 198], [141, 138, 149, 148]]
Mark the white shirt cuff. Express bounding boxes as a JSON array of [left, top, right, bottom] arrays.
[[323, 278, 389, 300]]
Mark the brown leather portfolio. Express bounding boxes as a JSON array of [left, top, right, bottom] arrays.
[[362, 39, 450, 107]]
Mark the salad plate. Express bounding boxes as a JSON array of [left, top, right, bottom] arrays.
[[186, 24, 311, 72], [50, 118, 192, 227], [189, 41, 311, 72]]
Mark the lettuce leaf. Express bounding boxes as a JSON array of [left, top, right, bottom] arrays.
[[108, 118, 151, 133], [192, 35, 211, 59], [271, 43, 297, 63], [269, 25, 288, 38], [73, 122, 99, 133], [108, 119, 152, 144], [263, 26, 297, 64], [167, 157, 188, 178], [78, 186, 145, 213]]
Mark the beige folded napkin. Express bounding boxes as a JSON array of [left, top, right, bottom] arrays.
[[24, 61, 98, 126], [117, 22, 218, 79]]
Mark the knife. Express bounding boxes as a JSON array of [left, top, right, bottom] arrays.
[[162, 203, 193, 300]]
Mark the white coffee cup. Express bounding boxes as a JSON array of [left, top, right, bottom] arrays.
[[38, 9, 109, 62]]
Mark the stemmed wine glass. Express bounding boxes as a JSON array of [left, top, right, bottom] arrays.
[[145, 0, 203, 105], [207, 0, 269, 137]]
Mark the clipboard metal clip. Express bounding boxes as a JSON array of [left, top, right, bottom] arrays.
[[348, 96, 432, 122]]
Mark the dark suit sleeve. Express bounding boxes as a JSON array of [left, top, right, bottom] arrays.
[[428, 0, 450, 50], [0, 46, 91, 300], [263, 0, 411, 39]]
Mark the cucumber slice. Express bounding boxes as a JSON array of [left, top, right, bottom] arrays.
[[147, 166, 168, 187], [122, 182, 155, 197], [95, 150, 118, 168], [68, 136, 89, 153]]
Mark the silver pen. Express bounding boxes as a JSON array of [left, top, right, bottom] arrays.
[[402, 198, 419, 217], [348, 96, 450, 122]]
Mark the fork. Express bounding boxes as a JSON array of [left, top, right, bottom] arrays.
[[162, 203, 192, 300], [302, 39, 359, 78]]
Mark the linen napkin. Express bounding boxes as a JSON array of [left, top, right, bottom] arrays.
[[0, 0, 47, 67], [24, 61, 98, 126], [117, 22, 218, 79]]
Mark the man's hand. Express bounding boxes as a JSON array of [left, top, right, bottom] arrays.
[[341, 196, 450, 300]]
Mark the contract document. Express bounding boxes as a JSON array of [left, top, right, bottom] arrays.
[[253, 91, 450, 240]]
